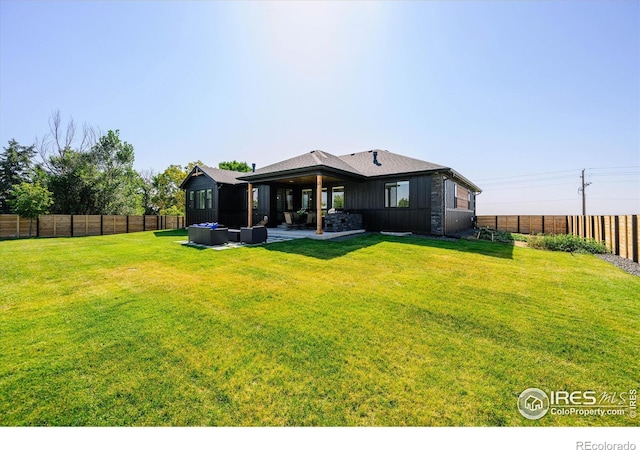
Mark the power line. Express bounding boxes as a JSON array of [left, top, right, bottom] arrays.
[[482, 182, 577, 191], [473, 169, 578, 182]]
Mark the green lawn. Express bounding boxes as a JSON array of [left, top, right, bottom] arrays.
[[0, 230, 638, 426]]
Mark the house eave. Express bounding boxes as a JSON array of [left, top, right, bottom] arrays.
[[237, 165, 367, 183]]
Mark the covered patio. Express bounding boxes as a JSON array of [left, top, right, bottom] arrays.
[[238, 150, 366, 235]]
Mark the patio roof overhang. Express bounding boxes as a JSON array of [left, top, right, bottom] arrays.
[[237, 166, 366, 185]]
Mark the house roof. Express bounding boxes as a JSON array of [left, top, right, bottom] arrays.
[[183, 150, 481, 192], [179, 165, 247, 189], [337, 150, 447, 177], [242, 150, 363, 180]]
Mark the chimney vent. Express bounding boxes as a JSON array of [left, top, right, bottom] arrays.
[[252, 163, 256, 173], [373, 151, 381, 166]]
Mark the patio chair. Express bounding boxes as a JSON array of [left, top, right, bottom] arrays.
[[306, 212, 316, 229], [283, 212, 295, 230]]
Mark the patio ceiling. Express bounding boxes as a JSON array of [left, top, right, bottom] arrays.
[[278, 174, 345, 185]]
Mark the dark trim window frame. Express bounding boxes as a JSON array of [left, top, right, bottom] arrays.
[[332, 186, 345, 210], [384, 181, 409, 208]]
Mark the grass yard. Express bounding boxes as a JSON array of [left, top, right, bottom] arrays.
[[0, 230, 638, 426]]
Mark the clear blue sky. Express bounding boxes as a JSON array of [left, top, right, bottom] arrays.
[[1, 0, 638, 215]]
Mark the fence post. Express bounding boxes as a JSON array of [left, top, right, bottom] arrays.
[[634, 215, 639, 263], [126, 215, 129, 233]]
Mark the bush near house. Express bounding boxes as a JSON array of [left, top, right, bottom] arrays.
[[526, 234, 609, 254]]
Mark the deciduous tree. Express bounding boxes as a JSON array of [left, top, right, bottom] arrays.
[[8, 182, 53, 237]]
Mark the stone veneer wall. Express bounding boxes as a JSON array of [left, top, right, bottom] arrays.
[[430, 175, 444, 235], [324, 212, 363, 232]]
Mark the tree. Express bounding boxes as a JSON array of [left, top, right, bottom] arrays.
[[46, 148, 96, 214], [218, 160, 252, 172], [0, 139, 36, 213], [36, 111, 101, 214], [149, 161, 205, 216], [89, 130, 142, 215], [153, 164, 187, 216], [8, 182, 53, 237], [138, 169, 157, 215]]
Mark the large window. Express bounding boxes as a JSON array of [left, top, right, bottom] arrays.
[[332, 186, 344, 209], [206, 189, 213, 209], [385, 181, 409, 208], [285, 189, 294, 211], [197, 190, 206, 210], [302, 189, 312, 210], [189, 189, 213, 210]]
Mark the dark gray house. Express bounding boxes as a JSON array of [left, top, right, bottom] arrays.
[[180, 149, 481, 235]]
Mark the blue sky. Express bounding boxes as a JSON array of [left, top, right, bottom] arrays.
[[1, 1, 638, 215]]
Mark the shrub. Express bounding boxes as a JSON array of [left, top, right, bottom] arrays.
[[527, 234, 609, 254]]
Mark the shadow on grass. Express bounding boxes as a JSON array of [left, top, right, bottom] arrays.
[[263, 233, 514, 260], [154, 229, 187, 238]]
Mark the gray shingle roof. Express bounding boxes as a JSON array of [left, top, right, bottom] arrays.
[[191, 149, 480, 192], [337, 150, 447, 177], [199, 165, 247, 185], [180, 165, 247, 186], [250, 150, 361, 176]]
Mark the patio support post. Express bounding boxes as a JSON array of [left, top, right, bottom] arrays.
[[247, 183, 253, 227], [316, 174, 323, 235]]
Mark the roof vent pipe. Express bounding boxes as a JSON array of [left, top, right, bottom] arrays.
[[252, 163, 256, 173], [373, 151, 381, 166]]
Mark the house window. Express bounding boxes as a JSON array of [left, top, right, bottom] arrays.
[[321, 188, 327, 210], [285, 189, 294, 211], [385, 181, 409, 208], [196, 190, 206, 210], [252, 187, 259, 209], [332, 186, 344, 209], [302, 189, 312, 210], [454, 184, 469, 210], [206, 189, 213, 209], [188, 191, 195, 210], [454, 185, 458, 209]]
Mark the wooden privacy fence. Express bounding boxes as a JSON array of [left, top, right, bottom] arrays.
[[477, 215, 640, 263], [0, 214, 185, 239]]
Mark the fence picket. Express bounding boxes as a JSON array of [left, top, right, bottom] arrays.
[[1, 214, 184, 240]]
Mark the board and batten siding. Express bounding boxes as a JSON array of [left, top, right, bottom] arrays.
[[184, 174, 218, 226], [218, 184, 248, 229], [344, 175, 432, 234]]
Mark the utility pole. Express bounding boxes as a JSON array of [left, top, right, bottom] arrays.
[[579, 169, 592, 216]]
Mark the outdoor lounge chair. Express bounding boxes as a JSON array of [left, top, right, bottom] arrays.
[[240, 226, 268, 244]]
